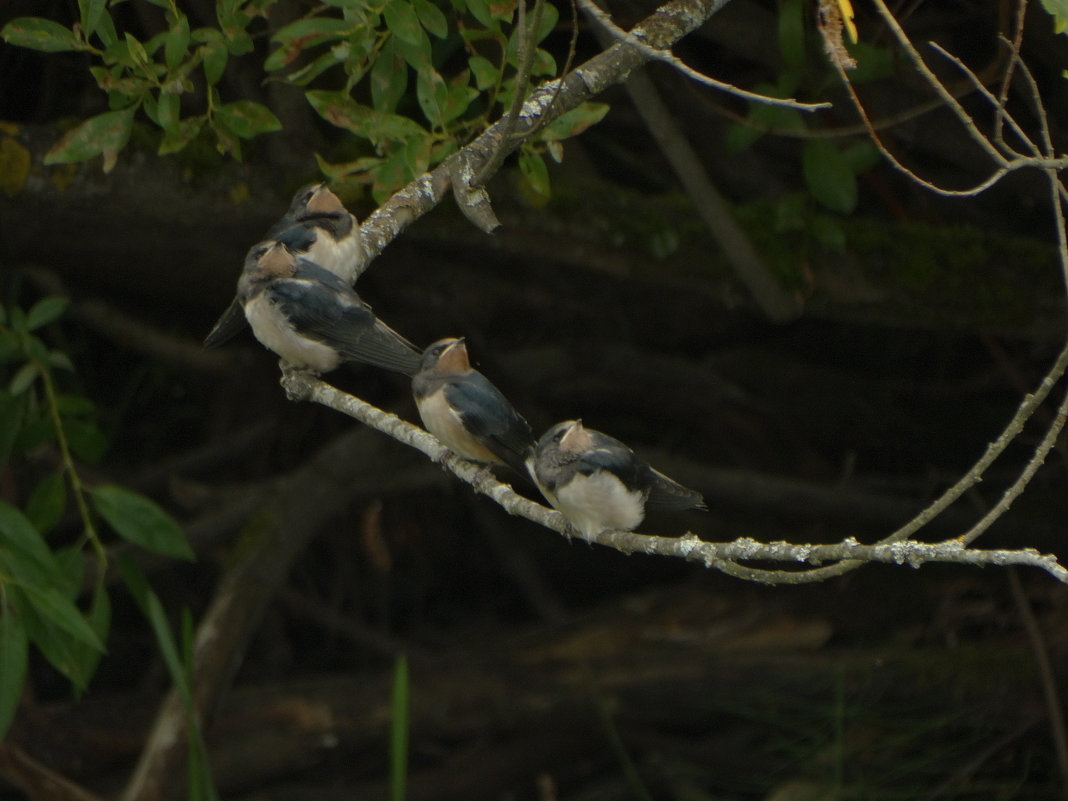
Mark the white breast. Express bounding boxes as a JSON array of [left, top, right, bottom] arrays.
[[552, 471, 647, 539], [307, 228, 362, 284], [244, 295, 340, 372]]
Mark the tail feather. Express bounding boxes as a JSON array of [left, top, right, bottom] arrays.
[[645, 468, 706, 512]]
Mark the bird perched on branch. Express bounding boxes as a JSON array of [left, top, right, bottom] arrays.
[[205, 183, 363, 347], [527, 420, 706, 539], [237, 241, 421, 375], [412, 337, 535, 475]]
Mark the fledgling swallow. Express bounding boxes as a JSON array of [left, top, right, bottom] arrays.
[[527, 420, 706, 539], [412, 338, 535, 475], [238, 241, 421, 376], [205, 183, 363, 348]]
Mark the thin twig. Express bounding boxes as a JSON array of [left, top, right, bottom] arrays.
[[576, 0, 828, 112]]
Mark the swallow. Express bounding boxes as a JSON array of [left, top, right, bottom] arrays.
[[412, 337, 535, 475], [238, 241, 421, 375], [527, 420, 706, 539], [205, 183, 363, 347]]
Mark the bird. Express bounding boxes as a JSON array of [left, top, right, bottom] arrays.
[[527, 420, 706, 539], [237, 240, 421, 375], [205, 183, 363, 348], [412, 337, 535, 475]]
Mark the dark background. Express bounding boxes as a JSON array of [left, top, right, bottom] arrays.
[[1, 0, 1067, 798]]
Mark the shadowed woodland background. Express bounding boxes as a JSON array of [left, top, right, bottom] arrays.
[[2, 0, 1068, 798]]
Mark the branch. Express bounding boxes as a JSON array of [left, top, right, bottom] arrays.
[[355, 0, 740, 273], [279, 373, 1068, 585]]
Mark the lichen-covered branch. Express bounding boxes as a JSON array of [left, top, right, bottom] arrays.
[[281, 372, 1068, 585]]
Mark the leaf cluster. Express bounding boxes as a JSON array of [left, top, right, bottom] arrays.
[[0, 296, 194, 740], [1, 0, 609, 200]]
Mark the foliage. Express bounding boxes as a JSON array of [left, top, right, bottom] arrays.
[[0, 296, 194, 740], [0, 0, 607, 199], [1040, 0, 1068, 35], [726, 0, 884, 250]]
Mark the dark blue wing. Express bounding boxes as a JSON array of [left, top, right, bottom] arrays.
[[444, 373, 534, 473], [269, 263, 420, 375]]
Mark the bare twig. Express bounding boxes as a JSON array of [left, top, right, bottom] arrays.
[[577, 0, 829, 111]]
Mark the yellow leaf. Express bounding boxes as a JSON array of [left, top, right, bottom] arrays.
[[836, 0, 857, 43]]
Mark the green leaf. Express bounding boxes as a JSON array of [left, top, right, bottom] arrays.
[[371, 37, 408, 113], [391, 24, 432, 70], [64, 583, 110, 695], [26, 473, 67, 535], [194, 29, 228, 86], [56, 393, 96, 418], [465, 0, 498, 29], [94, 10, 118, 46], [802, 139, 857, 214], [0, 600, 28, 738], [214, 101, 282, 139], [217, 3, 254, 54], [282, 47, 347, 86], [518, 147, 550, 199], [159, 114, 206, 155], [442, 74, 478, 123], [48, 350, 74, 372], [306, 90, 426, 143], [416, 68, 448, 127], [778, 0, 806, 72], [25, 296, 69, 331], [118, 556, 192, 704], [384, 0, 423, 45], [90, 484, 194, 560], [0, 500, 66, 587], [14, 583, 104, 653], [842, 139, 880, 173], [846, 41, 894, 83], [157, 92, 180, 132], [413, 0, 448, 38], [9, 362, 38, 396], [65, 419, 108, 463], [540, 102, 609, 142], [390, 654, 410, 801], [79, 0, 108, 39], [468, 55, 498, 90], [124, 32, 150, 69], [165, 14, 191, 71], [1039, 0, 1068, 34], [530, 47, 555, 76], [44, 108, 135, 170], [1, 17, 79, 53]]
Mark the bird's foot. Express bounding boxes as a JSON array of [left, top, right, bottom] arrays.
[[279, 362, 321, 401]]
